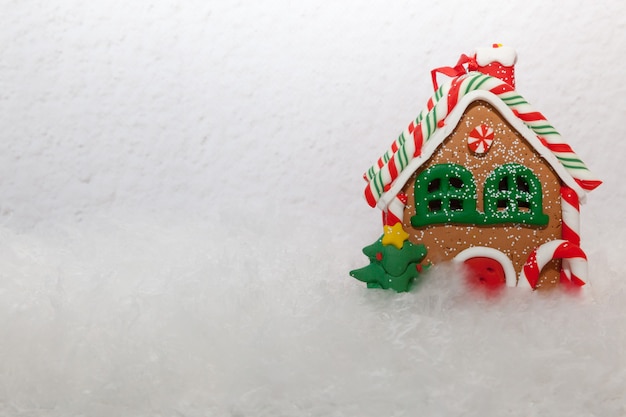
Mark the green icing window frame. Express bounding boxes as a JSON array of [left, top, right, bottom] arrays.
[[483, 163, 549, 226], [411, 163, 482, 227], [411, 163, 550, 227]]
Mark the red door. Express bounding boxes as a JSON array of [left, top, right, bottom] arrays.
[[464, 257, 506, 287]]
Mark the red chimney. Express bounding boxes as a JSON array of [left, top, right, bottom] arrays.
[[469, 44, 517, 88]]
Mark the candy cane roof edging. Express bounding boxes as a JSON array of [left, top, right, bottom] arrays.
[[373, 90, 586, 209], [363, 73, 601, 210]]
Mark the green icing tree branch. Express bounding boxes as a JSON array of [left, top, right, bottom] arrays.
[[350, 236, 428, 292]]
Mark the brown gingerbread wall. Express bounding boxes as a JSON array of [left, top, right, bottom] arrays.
[[401, 100, 563, 289]]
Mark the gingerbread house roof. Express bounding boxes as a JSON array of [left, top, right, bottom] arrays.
[[363, 71, 601, 210]]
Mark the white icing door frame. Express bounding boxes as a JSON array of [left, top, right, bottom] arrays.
[[454, 247, 521, 288]]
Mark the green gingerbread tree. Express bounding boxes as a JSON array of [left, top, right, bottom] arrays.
[[350, 229, 428, 292]]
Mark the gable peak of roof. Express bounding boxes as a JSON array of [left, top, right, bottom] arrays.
[[363, 71, 601, 209]]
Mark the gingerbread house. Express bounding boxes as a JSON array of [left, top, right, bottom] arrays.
[[352, 45, 601, 291]]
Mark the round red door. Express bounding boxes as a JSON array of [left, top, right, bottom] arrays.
[[464, 257, 506, 287]]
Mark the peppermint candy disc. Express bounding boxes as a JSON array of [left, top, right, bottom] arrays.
[[468, 124, 494, 154]]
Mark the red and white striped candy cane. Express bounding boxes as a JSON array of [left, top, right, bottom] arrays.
[[520, 240, 587, 289], [561, 186, 580, 245], [560, 186, 583, 284], [382, 193, 408, 226]]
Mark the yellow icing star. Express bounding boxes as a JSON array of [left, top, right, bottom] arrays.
[[381, 223, 409, 249]]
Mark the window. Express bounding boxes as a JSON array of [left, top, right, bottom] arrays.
[[411, 163, 550, 227], [411, 163, 482, 227], [483, 163, 549, 226]]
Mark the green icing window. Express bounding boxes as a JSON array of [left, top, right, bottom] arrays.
[[483, 163, 549, 226], [411, 162, 550, 227], [411, 163, 482, 227]]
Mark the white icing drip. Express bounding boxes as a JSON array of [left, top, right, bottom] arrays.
[[474, 46, 517, 67]]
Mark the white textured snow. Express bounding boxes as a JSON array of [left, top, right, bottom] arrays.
[[1, 1, 625, 416], [1, 208, 624, 416]]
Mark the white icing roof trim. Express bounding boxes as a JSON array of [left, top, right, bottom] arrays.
[[376, 89, 587, 210]]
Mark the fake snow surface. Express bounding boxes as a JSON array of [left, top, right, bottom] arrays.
[[0, 210, 624, 417]]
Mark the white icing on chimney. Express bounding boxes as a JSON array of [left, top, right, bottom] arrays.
[[470, 44, 517, 87], [474, 45, 518, 67]]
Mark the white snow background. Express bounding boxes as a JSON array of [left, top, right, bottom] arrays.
[[1, 1, 625, 416]]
